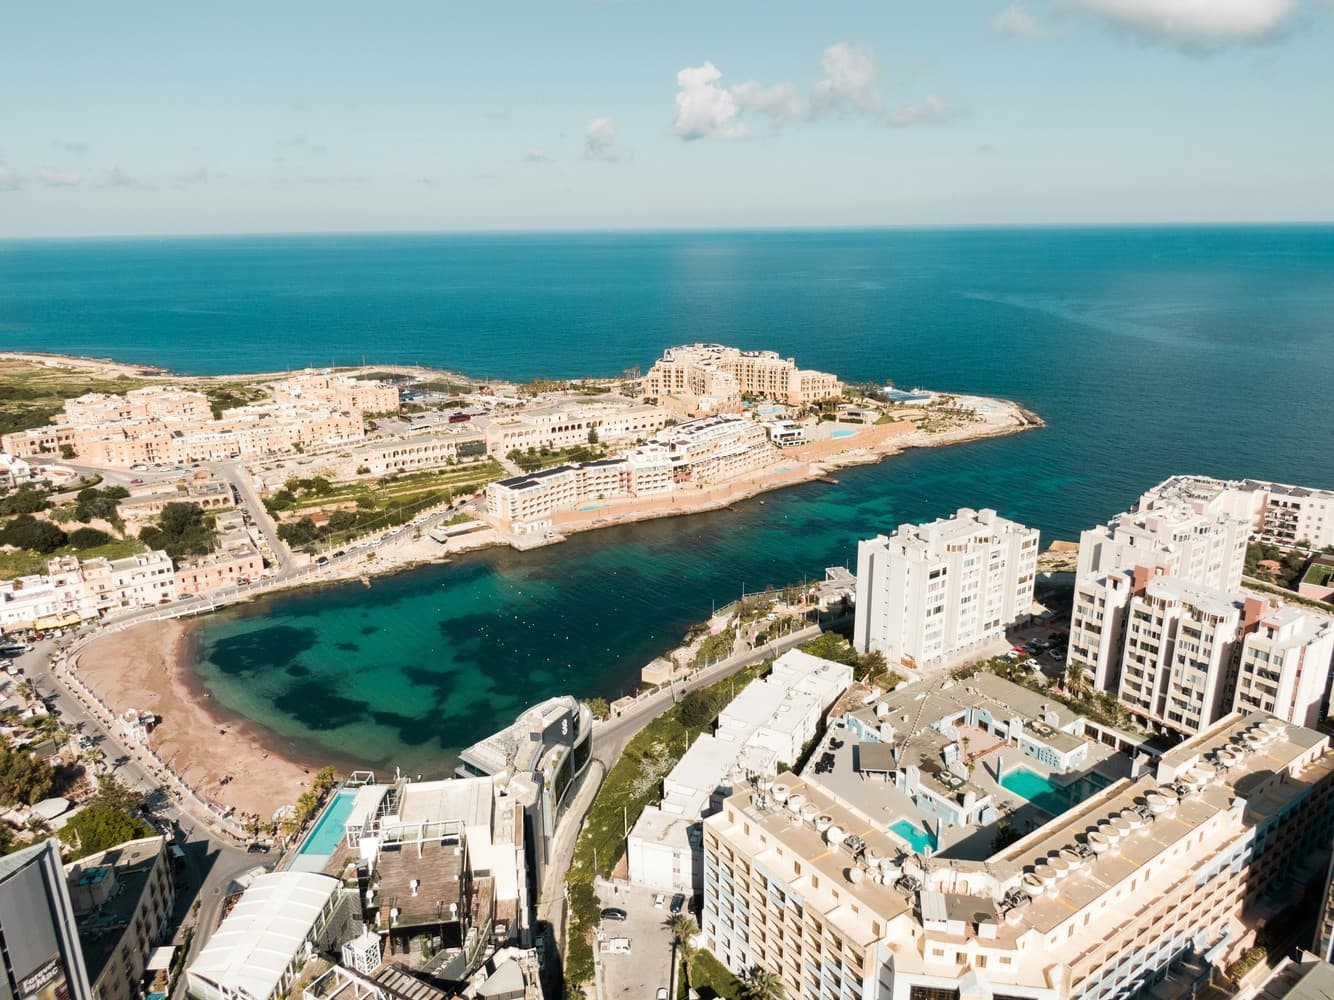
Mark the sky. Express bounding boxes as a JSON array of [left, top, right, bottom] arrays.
[[2, 0, 1332, 236]]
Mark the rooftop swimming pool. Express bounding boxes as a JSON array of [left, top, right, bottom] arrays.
[[1000, 766, 1113, 816], [297, 787, 358, 857], [890, 819, 937, 855]]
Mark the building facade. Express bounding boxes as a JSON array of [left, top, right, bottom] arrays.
[[0, 840, 94, 1000], [853, 508, 1039, 669], [703, 712, 1334, 1000], [643, 344, 842, 412]]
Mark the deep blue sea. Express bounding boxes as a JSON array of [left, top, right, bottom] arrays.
[[3, 227, 1332, 773]]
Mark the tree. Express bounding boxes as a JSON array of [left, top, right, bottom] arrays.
[[585, 697, 610, 720], [68, 527, 112, 549], [669, 914, 700, 989], [60, 804, 154, 860], [0, 489, 48, 515], [0, 514, 67, 553], [311, 766, 339, 795], [678, 688, 724, 730], [738, 966, 786, 1000], [1065, 660, 1088, 698], [0, 743, 56, 806], [59, 444, 76, 460], [139, 502, 218, 560], [854, 649, 888, 683], [587, 427, 599, 445]]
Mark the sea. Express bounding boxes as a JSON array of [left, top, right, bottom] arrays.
[[2, 226, 1332, 775]]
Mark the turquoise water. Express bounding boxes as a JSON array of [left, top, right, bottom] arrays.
[[298, 788, 358, 857], [891, 819, 937, 854], [3, 228, 1332, 772], [1000, 767, 1113, 816], [830, 429, 855, 439]]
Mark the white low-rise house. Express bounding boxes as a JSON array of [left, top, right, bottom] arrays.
[[186, 872, 352, 1000], [627, 650, 851, 895], [765, 419, 806, 447]]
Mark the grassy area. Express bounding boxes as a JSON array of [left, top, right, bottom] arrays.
[[0, 536, 147, 581], [0, 360, 156, 437], [563, 661, 769, 994], [508, 445, 606, 473], [685, 949, 742, 1000], [287, 462, 501, 512], [1302, 559, 1334, 589], [200, 382, 269, 418], [1244, 578, 1334, 612]]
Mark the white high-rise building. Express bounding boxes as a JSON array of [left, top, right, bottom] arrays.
[[1234, 606, 1334, 729], [1117, 576, 1260, 736], [853, 508, 1039, 668]]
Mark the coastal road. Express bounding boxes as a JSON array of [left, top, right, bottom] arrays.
[[535, 618, 834, 961], [16, 640, 256, 996]]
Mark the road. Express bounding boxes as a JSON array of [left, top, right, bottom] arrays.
[[15, 640, 258, 994], [211, 459, 289, 572], [535, 618, 832, 966]]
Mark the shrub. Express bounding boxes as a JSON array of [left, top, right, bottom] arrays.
[[68, 527, 113, 549], [0, 515, 67, 553]]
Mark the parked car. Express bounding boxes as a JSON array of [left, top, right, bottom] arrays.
[[670, 893, 685, 914], [657, 989, 668, 1000], [246, 843, 270, 854], [601, 907, 627, 922], [606, 937, 632, 954], [333, 550, 346, 558], [1047, 648, 1065, 660], [315, 555, 329, 565], [654, 893, 665, 909]]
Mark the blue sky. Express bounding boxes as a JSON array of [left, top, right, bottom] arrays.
[[2, 0, 1332, 236]]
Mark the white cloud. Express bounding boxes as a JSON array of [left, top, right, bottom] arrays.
[[53, 139, 89, 156], [992, 3, 1046, 37], [671, 62, 748, 140], [584, 117, 620, 160], [522, 148, 554, 164], [888, 95, 963, 128], [731, 81, 808, 124], [1061, 0, 1297, 50], [0, 167, 23, 192], [37, 167, 83, 187], [811, 42, 881, 114]]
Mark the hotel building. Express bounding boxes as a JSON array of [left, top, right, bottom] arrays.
[[702, 711, 1334, 1000], [853, 508, 1039, 669], [643, 344, 843, 412], [1233, 606, 1334, 730]]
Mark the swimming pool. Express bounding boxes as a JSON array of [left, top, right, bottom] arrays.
[[830, 429, 856, 439], [1000, 767, 1113, 816], [577, 503, 604, 512], [298, 787, 358, 857], [890, 819, 937, 854]]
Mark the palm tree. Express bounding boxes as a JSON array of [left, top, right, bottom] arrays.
[[668, 914, 699, 990], [1065, 660, 1088, 699], [738, 966, 786, 1000]]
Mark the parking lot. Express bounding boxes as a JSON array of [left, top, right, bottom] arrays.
[[596, 881, 677, 999]]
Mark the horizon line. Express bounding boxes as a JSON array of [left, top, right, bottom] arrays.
[[4, 219, 1334, 243]]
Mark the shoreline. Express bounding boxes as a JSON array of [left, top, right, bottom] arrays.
[[72, 618, 346, 820], [28, 350, 1042, 815]]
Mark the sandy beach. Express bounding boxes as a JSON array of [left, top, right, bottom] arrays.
[[72, 619, 319, 820]]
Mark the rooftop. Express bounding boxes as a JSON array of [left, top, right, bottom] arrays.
[[66, 836, 167, 985], [376, 839, 465, 930]]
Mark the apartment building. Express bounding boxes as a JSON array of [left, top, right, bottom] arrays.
[[643, 344, 843, 412], [1117, 576, 1260, 736], [269, 371, 401, 414], [1122, 475, 1334, 552], [353, 430, 488, 476], [0, 551, 176, 634], [478, 403, 670, 455], [484, 415, 776, 528], [66, 836, 174, 1000], [1233, 606, 1334, 729], [703, 711, 1334, 1000], [853, 508, 1039, 669]]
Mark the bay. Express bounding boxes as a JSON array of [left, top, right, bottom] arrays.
[[2, 226, 1331, 772]]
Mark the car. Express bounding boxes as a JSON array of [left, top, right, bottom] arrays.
[[315, 556, 329, 565], [1047, 648, 1065, 660], [601, 907, 627, 922], [130, 477, 144, 484], [670, 893, 685, 914], [606, 937, 632, 954], [654, 893, 665, 909], [333, 550, 346, 558], [657, 990, 669, 1000], [246, 843, 270, 854]]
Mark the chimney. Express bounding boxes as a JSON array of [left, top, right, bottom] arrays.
[[1131, 565, 1157, 595], [1241, 598, 1267, 633]]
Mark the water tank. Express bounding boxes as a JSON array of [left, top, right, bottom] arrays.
[[772, 784, 791, 803], [800, 803, 819, 824], [826, 825, 846, 846], [786, 793, 806, 814], [875, 702, 890, 719], [815, 814, 832, 833], [846, 867, 863, 884]]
